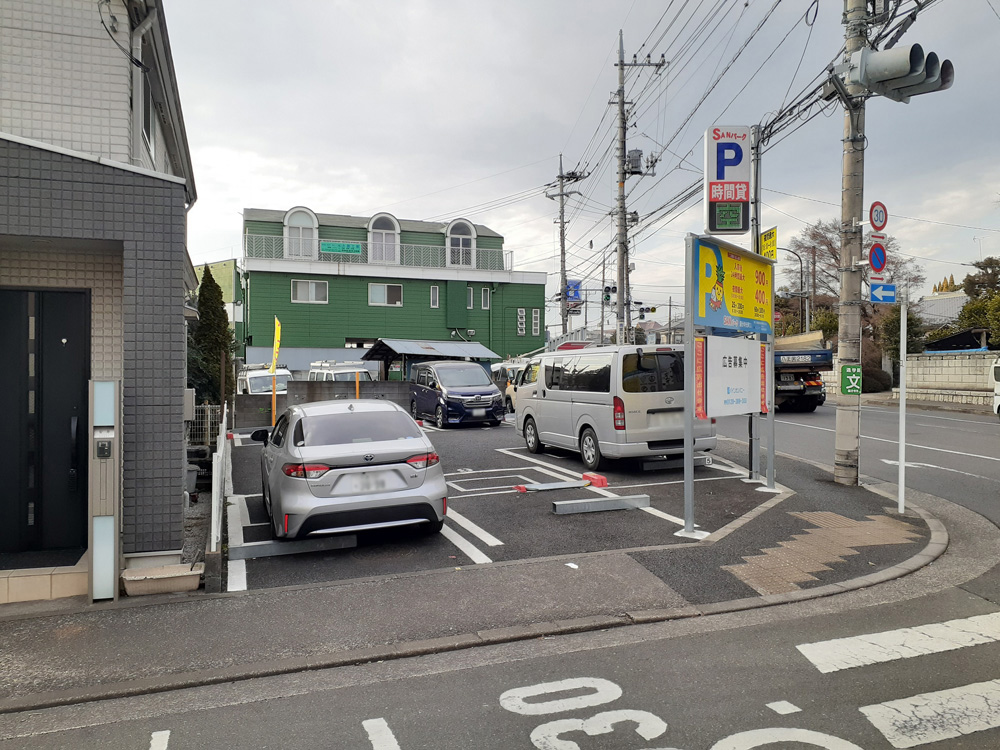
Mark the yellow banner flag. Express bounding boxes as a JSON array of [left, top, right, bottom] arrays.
[[269, 316, 281, 374]]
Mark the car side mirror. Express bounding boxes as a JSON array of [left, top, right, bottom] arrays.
[[250, 428, 269, 443], [429, 379, 438, 389]]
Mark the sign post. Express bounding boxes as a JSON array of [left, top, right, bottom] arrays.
[[270, 316, 281, 427]]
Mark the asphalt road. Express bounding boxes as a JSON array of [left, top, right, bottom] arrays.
[[7, 577, 999, 749], [718, 403, 1000, 526]]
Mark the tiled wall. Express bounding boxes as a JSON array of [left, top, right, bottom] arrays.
[[0, 0, 133, 162], [0, 247, 123, 380], [0, 137, 188, 554]]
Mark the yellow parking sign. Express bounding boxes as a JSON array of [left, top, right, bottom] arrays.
[[761, 226, 777, 260]]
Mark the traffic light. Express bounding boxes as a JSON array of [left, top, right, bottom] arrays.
[[603, 285, 617, 303], [847, 44, 953, 103]]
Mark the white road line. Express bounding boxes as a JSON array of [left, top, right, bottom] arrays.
[[880, 459, 999, 483], [362, 718, 402, 750], [766, 701, 801, 715], [860, 678, 1000, 749], [446, 489, 521, 499], [237, 494, 250, 528], [640, 507, 686, 526], [149, 731, 170, 750], [444, 466, 543, 476], [797, 612, 1000, 674], [446, 510, 504, 546], [862, 407, 999, 426], [441, 525, 492, 564], [773, 420, 1000, 463], [225, 499, 248, 592], [446, 474, 534, 492]]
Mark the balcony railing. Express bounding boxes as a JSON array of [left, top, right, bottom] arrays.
[[244, 235, 511, 271]]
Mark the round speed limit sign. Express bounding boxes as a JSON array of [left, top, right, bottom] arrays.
[[870, 201, 888, 231]]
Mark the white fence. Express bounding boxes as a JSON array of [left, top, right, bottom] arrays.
[[210, 404, 231, 554]]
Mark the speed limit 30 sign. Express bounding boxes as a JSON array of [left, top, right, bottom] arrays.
[[870, 201, 888, 231]]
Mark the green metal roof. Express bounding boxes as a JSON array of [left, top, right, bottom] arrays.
[[243, 208, 503, 239]]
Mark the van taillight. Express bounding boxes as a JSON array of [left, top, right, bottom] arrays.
[[613, 396, 625, 430]]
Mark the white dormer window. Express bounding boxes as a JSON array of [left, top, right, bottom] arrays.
[[446, 220, 476, 268], [368, 214, 400, 265], [284, 207, 318, 259]]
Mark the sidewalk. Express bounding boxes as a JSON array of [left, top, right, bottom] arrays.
[[4, 432, 998, 716]]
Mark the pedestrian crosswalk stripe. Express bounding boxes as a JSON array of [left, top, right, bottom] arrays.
[[797, 612, 1000, 673], [860, 678, 1000, 748]]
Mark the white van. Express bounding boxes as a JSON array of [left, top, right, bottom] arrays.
[[307, 360, 375, 382], [991, 355, 1000, 420], [237, 364, 293, 395], [514, 344, 717, 471]]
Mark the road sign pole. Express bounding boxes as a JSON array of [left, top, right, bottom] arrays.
[[898, 291, 907, 514]]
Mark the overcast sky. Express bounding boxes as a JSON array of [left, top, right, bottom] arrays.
[[165, 0, 1000, 327]]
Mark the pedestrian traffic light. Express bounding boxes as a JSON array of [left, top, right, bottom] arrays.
[[846, 44, 953, 103]]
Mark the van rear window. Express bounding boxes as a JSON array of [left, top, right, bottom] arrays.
[[621, 352, 684, 393]]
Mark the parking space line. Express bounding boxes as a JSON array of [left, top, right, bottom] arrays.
[[447, 474, 534, 492], [444, 467, 543, 476], [447, 510, 504, 546], [640, 506, 686, 526], [441, 525, 492, 564], [446, 489, 519, 499]]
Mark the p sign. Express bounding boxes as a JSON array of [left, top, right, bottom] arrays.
[[705, 126, 751, 235]]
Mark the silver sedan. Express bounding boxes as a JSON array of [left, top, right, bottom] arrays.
[[251, 400, 448, 539]]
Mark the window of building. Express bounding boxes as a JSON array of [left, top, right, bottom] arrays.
[[467, 286, 474, 309], [532, 309, 540, 336], [291, 279, 327, 303], [481, 288, 490, 310], [369, 283, 403, 306], [369, 215, 399, 264], [284, 207, 318, 259], [447, 220, 476, 268], [430, 285, 439, 308]]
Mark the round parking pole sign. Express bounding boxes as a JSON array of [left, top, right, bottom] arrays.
[[869, 201, 888, 231], [869, 242, 887, 273]]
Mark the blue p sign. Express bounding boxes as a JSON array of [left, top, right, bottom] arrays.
[[716, 143, 743, 180]]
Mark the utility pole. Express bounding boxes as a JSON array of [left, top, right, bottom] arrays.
[[547, 154, 587, 335], [834, 0, 868, 486], [613, 30, 664, 345]]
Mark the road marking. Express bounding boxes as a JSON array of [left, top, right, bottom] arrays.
[[862, 407, 999, 426], [362, 718, 401, 750], [860, 678, 1000, 748], [772, 420, 1000, 463], [640, 507, 686, 526], [797, 612, 1000, 673], [447, 474, 534, 492], [149, 731, 170, 750], [237, 495, 250, 528], [444, 467, 542, 476], [880, 459, 999, 483], [765, 701, 801, 715], [226, 499, 248, 592], [441, 525, 492, 564], [446, 509, 504, 546]]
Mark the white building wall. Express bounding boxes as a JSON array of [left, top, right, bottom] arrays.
[[0, 0, 134, 162]]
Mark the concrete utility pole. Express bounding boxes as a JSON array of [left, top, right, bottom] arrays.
[[835, 0, 868, 486], [613, 30, 664, 344], [547, 154, 587, 335]]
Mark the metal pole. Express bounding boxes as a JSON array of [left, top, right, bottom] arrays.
[[898, 293, 907, 513], [559, 154, 568, 335], [601, 251, 606, 344], [683, 235, 695, 533], [749, 125, 762, 481], [615, 31, 627, 346]]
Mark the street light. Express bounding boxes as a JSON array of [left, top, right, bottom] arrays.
[[777, 247, 809, 332]]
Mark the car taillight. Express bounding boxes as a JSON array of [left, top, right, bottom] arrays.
[[406, 452, 440, 469], [282, 463, 330, 478], [613, 396, 625, 430], [443, 497, 448, 515]]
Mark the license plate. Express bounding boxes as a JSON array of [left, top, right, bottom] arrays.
[[472, 408, 486, 417], [345, 473, 388, 493]]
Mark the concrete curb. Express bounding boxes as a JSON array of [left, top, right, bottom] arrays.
[[0, 500, 948, 716]]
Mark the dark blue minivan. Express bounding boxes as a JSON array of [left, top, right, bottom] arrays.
[[409, 361, 505, 428]]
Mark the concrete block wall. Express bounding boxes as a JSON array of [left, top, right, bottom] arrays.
[[233, 382, 412, 428], [0, 0, 133, 162], [896, 352, 994, 406], [0, 137, 188, 554]]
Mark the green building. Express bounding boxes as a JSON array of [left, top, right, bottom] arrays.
[[240, 207, 546, 371]]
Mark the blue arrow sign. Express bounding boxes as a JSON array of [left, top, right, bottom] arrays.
[[870, 283, 896, 303]]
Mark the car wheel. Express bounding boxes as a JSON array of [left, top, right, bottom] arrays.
[[580, 427, 604, 471], [505, 397, 514, 414], [488, 419, 501, 427], [524, 417, 544, 454], [424, 517, 444, 534], [435, 405, 446, 429]]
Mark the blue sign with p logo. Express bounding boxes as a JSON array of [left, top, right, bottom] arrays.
[[716, 143, 744, 180]]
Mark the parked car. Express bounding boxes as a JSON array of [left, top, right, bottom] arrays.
[[237, 363, 293, 394], [307, 360, 376, 382], [515, 344, 717, 471], [251, 400, 447, 539], [991, 354, 1000, 420], [409, 360, 505, 428], [492, 361, 526, 413]]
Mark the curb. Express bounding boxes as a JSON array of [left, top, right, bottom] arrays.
[[0, 501, 948, 716]]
